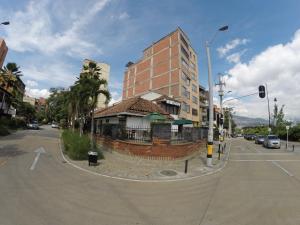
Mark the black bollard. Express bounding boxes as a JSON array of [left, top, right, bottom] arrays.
[[184, 160, 188, 173]]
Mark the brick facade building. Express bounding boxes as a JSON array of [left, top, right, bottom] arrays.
[[0, 39, 8, 68], [122, 27, 200, 126]]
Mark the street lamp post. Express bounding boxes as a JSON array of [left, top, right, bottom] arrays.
[[205, 25, 228, 167], [286, 125, 290, 150]]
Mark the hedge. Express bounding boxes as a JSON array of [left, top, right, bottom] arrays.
[[62, 130, 104, 160]]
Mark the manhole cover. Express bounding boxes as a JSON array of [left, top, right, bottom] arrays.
[[160, 170, 177, 176]]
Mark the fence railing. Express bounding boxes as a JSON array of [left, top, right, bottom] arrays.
[[97, 124, 208, 144]]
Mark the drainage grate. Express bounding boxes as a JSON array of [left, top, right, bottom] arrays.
[[160, 170, 178, 176]]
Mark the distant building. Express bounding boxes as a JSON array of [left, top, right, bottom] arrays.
[[0, 76, 25, 116], [23, 96, 47, 112], [140, 91, 180, 120], [23, 95, 36, 106], [0, 74, 25, 100], [0, 39, 8, 68], [199, 85, 208, 127], [82, 59, 110, 109], [36, 97, 46, 111], [122, 27, 200, 126]]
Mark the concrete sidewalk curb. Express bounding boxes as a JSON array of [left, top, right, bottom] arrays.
[[59, 136, 232, 183]]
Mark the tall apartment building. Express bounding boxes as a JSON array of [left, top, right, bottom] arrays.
[[82, 59, 110, 109], [0, 39, 8, 68], [122, 27, 200, 125]]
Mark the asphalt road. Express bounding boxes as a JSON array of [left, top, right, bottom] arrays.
[[1, 126, 300, 225]]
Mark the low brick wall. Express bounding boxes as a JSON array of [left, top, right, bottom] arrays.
[[95, 135, 206, 159]]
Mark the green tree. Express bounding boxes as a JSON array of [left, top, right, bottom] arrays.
[[0, 62, 23, 112], [46, 91, 69, 124], [272, 104, 291, 138], [16, 101, 36, 122], [77, 62, 111, 141]]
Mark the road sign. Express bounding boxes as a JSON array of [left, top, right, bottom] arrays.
[[286, 126, 290, 130], [268, 127, 271, 132]]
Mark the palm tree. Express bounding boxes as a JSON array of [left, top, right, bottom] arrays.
[[68, 85, 80, 132], [77, 61, 111, 143]]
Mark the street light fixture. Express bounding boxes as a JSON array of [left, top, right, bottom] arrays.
[[205, 25, 229, 167], [1, 21, 10, 25]]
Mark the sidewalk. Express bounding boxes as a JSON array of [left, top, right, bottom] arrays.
[[63, 141, 230, 181]]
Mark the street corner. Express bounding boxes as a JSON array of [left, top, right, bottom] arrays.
[[60, 142, 230, 182]]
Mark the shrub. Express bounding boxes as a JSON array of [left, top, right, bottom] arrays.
[[0, 117, 26, 130], [62, 130, 104, 160], [289, 125, 300, 141], [0, 124, 10, 136]]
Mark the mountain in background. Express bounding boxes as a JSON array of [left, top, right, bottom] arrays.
[[232, 115, 269, 128]]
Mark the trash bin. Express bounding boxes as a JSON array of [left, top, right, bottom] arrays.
[[88, 151, 98, 166]]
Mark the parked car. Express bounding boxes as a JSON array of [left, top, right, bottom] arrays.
[[245, 134, 256, 140], [51, 123, 59, 128], [255, 135, 265, 144], [263, 135, 281, 149], [27, 121, 39, 130]]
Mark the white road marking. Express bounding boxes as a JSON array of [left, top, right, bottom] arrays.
[[272, 161, 294, 177], [231, 153, 295, 156], [231, 159, 300, 162], [30, 147, 46, 171]]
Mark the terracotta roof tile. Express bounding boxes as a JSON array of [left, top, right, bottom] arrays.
[[94, 97, 170, 118]]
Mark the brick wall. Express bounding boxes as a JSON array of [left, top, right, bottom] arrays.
[[95, 135, 205, 159]]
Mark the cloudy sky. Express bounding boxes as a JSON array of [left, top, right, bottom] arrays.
[[0, 0, 300, 120]]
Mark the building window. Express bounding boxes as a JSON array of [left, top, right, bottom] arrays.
[[182, 102, 190, 113], [181, 45, 189, 59], [181, 57, 189, 70], [190, 62, 196, 70], [181, 86, 190, 99], [192, 108, 198, 116], [192, 84, 197, 92], [181, 72, 190, 86], [191, 72, 197, 81], [192, 96, 198, 104], [180, 34, 189, 49], [163, 104, 179, 115]]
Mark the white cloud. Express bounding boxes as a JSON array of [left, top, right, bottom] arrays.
[[217, 38, 249, 57], [25, 87, 50, 99], [224, 29, 300, 120], [108, 90, 122, 106], [4, 0, 109, 58], [119, 12, 129, 20], [25, 80, 38, 87], [226, 49, 247, 64], [22, 62, 76, 87]]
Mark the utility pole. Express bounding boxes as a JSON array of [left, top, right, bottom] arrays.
[[205, 41, 214, 167], [265, 84, 271, 134], [216, 74, 225, 141], [205, 25, 229, 167], [228, 110, 232, 137], [274, 97, 277, 127]]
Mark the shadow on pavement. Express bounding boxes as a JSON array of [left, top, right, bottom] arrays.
[[0, 144, 27, 158]]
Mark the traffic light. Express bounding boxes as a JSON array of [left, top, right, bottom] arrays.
[[220, 114, 224, 125], [258, 85, 266, 98]]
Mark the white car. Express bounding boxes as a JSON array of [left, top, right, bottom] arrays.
[[51, 123, 59, 128]]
